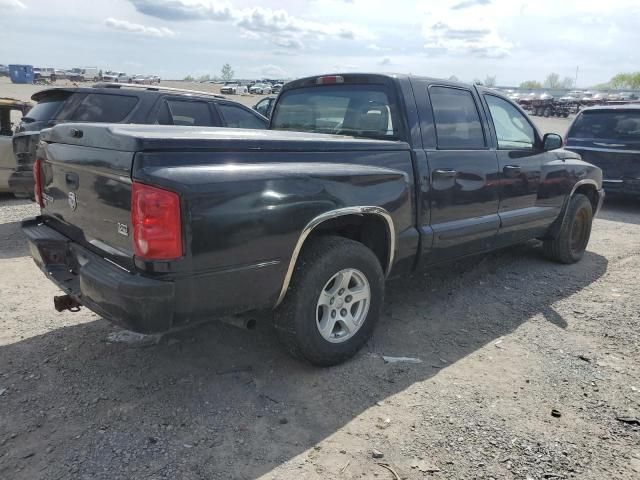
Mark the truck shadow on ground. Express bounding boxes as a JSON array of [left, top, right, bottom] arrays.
[[0, 240, 608, 479]]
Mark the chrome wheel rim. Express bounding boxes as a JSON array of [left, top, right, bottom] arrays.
[[316, 268, 371, 343]]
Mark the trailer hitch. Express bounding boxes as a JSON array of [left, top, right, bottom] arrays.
[[54, 295, 81, 312]]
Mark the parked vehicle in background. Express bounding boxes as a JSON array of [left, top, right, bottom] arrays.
[[249, 83, 272, 95], [0, 65, 9, 77], [253, 96, 276, 118], [9, 83, 267, 197], [102, 72, 132, 83], [0, 98, 30, 195], [150, 75, 161, 84], [132, 74, 151, 85], [33, 67, 57, 82], [24, 73, 603, 366], [565, 105, 640, 197], [69, 67, 100, 82], [530, 95, 572, 118], [619, 92, 639, 101], [220, 82, 248, 95], [271, 83, 284, 94]]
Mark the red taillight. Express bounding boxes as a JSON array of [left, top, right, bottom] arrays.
[[316, 75, 344, 85], [131, 182, 182, 260], [33, 158, 44, 208]]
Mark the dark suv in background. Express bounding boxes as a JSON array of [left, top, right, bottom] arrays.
[[10, 83, 267, 197], [565, 105, 640, 197]]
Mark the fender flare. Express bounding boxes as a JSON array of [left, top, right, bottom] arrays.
[[273, 206, 395, 308]]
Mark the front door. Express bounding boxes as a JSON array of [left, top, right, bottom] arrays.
[[482, 94, 557, 245], [423, 85, 501, 263]]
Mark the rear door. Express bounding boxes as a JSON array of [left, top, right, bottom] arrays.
[[566, 109, 640, 194], [421, 84, 500, 262]]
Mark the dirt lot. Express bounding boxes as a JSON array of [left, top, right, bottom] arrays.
[[0, 80, 639, 480]]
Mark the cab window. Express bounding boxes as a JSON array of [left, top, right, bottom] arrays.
[[429, 86, 485, 149]]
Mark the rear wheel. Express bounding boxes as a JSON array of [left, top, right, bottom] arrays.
[[273, 236, 384, 366], [543, 193, 593, 264], [544, 107, 551, 117]]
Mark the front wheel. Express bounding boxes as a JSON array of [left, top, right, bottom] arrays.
[[543, 193, 593, 264], [273, 236, 384, 366]]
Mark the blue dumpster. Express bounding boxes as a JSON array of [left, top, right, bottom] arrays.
[[9, 64, 34, 84]]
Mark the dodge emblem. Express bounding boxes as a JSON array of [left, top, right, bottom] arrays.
[[68, 192, 77, 211]]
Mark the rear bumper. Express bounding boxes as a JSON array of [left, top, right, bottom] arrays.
[[603, 179, 640, 196], [22, 218, 175, 333]]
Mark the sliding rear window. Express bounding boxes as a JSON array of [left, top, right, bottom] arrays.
[[271, 85, 400, 140], [569, 110, 640, 141]]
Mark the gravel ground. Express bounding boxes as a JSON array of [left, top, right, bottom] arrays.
[[0, 79, 638, 480]]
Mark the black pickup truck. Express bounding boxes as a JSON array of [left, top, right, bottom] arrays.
[[24, 73, 604, 366]]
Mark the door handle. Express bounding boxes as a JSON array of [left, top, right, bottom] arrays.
[[503, 165, 521, 177], [433, 169, 457, 178]]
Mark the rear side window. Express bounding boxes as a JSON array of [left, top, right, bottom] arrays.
[[569, 111, 640, 141], [23, 95, 69, 122], [272, 85, 399, 140], [70, 94, 138, 122], [429, 86, 485, 149], [216, 103, 267, 129], [161, 100, 215, 126]]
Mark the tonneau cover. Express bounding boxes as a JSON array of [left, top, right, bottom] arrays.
[[40, 123, 409, 152]]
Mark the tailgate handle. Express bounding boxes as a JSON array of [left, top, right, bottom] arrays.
[[65, 172, 79, 189]]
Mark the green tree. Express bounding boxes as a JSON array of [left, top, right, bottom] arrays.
[[519, 80, 542, 89], [183, 75, 194, 81], [472, 78, 483, 85], [448, 75, 459, 82], [221, 63, 234, 82], [484, 75, 496, 87], [199, 74, 211, 82], [610, 72, 640, 89], [544, 73, 561, 89]]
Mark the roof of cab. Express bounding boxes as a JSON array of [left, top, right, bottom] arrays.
[[579, 103, 640, 112], [31, 84, 227, 102]]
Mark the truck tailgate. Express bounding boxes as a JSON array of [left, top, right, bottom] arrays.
[[41, 141, 135, 268]]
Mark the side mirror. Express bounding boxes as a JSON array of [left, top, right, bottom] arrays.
[[543, 133, 563, 151]]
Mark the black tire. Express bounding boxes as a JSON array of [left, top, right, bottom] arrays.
[[543, 193, 593, 264], [273, 236, 384, 366], [544, 107, 551, 117]]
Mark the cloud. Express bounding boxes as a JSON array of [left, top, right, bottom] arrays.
[[128, 0, 372, 50], [259, 64, 288, 78], [0, 0, 26, 9], [104, 18, 176, 38], [379, 57, 391, 66], [129, 0, 233, 21], [451, 0, 491, 9]]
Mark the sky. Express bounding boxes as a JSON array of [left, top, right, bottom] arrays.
[[0, 0, 638, 87]]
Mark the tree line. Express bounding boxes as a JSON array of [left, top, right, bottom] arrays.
[[183, 63, 234, 82]]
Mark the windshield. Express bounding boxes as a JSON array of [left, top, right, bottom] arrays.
[[271, 85, 400, 140], [569, 110, 640, 141]]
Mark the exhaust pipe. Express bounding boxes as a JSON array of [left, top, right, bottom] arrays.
[[218, 314, 257, 330], [54, 295, 81, 312]]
